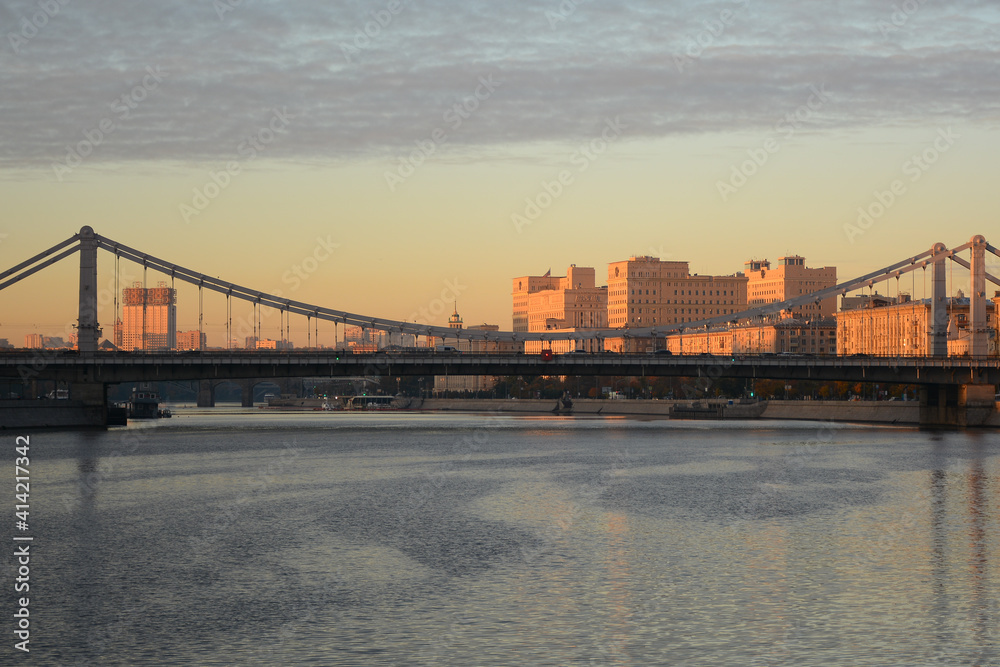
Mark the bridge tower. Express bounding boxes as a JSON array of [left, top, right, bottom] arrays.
[[928, 242, 948, 357], [970, 235, 988, 357], [77, 226, 100, 352]]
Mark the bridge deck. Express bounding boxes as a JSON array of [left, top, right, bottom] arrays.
[[3, 351, 999, 386]]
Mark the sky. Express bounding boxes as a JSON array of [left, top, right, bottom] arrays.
[[1, 0, 999, 347]]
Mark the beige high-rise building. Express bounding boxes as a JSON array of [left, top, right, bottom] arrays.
[[512, 272, 562, 332], [607, 256, 747, 329], [512, 266, 608, 353], [513, 268, 608, 333], [745, 255, 837, 319], [121, 281, 176, 351]]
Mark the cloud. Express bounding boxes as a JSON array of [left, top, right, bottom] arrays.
[[1, 0, 999, 170]]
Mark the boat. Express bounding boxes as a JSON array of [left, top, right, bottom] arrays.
[[127, 385, 167, 419]]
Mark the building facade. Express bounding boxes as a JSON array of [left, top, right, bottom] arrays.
[[120, 282, 177, 351], [745, 255, 837, 319], [607, 256, 747, 329], [512, 266, 607, 333], [664, 319, 837, 356], [836, 296, 999, 357], [512, 273, 562, 332], [176, 330, 206, 351], [433, 312, 507, 393]]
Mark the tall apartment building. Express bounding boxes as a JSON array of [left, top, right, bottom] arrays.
[[745, 255, 837, 319], [606, 256, 747, 328], [121, 281, 177, 351]]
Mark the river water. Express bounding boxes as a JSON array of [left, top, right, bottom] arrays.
[[2, 410, 998, 665]]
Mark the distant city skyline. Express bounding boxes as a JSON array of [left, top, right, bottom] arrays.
[[2, 2, 1000, 346], [0, 234, 992, 350]]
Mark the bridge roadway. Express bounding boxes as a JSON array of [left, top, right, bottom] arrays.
[[4, 350, 1000, 386]]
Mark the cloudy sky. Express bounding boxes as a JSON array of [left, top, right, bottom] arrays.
[[1, 0, 999, 344]]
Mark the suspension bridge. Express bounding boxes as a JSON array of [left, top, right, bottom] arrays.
[[1, 227, 999, 427]]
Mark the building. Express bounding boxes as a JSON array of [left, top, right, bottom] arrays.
[[664, 319, 837, 356], [121, 281, 177, 351], [840, 292, 903, 312], [433, 311, 508, 394], [512, 266, 608, 353], [745, 255, 837, 319], [512, 271, 563, 332], [23, 334, 72, 349], [607, 256, 747, 329], [176, 330, 207, 351], [835, 294, 999, 356], [603, 256, 747, 352]]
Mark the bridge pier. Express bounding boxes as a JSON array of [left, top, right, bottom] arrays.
[[277, 378, 300, 398], [69, 382, 109, 426], [197, 380, 215, 408], [919, 383, 996, 427], [240, 379, 255, 407]]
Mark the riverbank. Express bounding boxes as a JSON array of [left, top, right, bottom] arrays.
[[403, 397, 1000, 426]]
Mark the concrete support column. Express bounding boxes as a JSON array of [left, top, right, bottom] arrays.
[[241, 379, 255, 407], [929, 242, 948, 357], [970, 235, 988, 357], [197, 379, 215, 407], [278, 378, 299, 398], [77, 226, 100, 353], [70, 382, 107, 424], [919, 383, 996, 427], [960, 383, 996, 426]]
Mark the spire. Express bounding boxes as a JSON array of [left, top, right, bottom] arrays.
[[448, 302, 463, 329]]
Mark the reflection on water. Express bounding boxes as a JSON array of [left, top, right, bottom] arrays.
[[1, 413, 997, 665]]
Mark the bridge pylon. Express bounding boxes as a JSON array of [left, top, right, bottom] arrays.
[[970, 235, 988, 357], [77, 226, 100, 353], [928, 242, 948, 357]]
